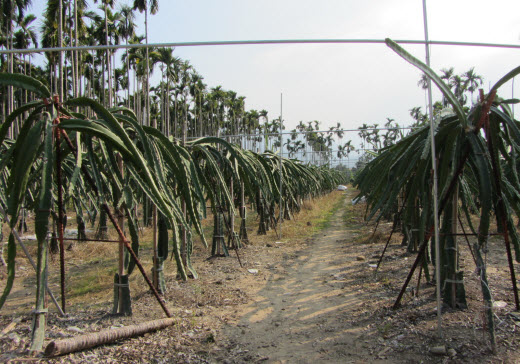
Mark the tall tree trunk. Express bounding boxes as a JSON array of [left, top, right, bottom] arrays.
[[199, 94, 203, 137], [166, 67, 170, 135], [68, 2, 75, 102], [126, 48, 130, 109], [7, 24, 13, 138], [58, 0, 64, 102], [104, 3, 112, 107], [113, 47, 117, 104], [74, 0, 79, 99], [145, 9, 151, 127]]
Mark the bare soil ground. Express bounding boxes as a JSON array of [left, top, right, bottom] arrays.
[[1, 189, 520, 363]]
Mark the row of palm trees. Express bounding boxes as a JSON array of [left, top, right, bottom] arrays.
[[1, 1, 256, 135], [284, 120, 355, 166], [359, 67, 484, 153], [1, 1, 276, 141], [347, 68, 484, 172], [1, 1, 357, 163], [414, 67, 484, 123]]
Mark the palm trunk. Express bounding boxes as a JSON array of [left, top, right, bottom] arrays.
[[68, 2, 75, 101], [7, 26, 13, 138], [105, 4, 112, 107], [126, 48, 130, 109], [113, 48, 117, 104], [45, 318, 176, 357], [101, 54, 106, 106], [198, 94, 203, 137], [74, 0, 79, 99], [145, 9, 151, 127], [58, 0, 64, 102], [166, 67, 170, 135]]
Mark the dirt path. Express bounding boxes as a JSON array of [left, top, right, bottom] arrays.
[[2, 190, 518, 363], [214, 192, 381, 363]]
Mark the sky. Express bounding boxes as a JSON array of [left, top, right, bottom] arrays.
[[29, 0, 520, 139]]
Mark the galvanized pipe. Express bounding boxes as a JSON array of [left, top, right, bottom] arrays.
[[1, 38, 520, 55], [422, 0, 443, 339]]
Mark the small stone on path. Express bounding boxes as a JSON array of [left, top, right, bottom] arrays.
[[430, 345, 447, 355]]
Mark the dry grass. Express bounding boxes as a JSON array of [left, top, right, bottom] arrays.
[[274, 191, 345, 243], [1, 191, 346, 312]]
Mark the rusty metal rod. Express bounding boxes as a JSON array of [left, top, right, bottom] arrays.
[[60, 238, 121, 243], [457, 213, 478, 266], [103, 204, 171, 317], [375, 193, 409, 272], [375, 218, 398, 272], [393, 227, 433, 309]]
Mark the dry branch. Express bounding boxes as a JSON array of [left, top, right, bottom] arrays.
[[44, 318, 175, 357]]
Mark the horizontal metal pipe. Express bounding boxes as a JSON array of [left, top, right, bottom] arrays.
[[439, 233, 504, 236], [1, 38, 520, 55], [187, 126, 418, 139], [61, 238, 121, 243]]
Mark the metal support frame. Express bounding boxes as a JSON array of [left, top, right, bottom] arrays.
[[3, 18, 519, 337], [1, 38, 520, 55]]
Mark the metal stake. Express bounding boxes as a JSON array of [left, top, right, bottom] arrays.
[[422, 0, 442, 338]]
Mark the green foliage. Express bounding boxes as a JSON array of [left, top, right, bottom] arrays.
[[385, 39, 467, 128], [356, 41, 520, 320], [0, 72, 344, 310]]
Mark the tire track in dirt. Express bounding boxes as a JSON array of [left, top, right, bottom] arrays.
[[216, 191, 383, 363]]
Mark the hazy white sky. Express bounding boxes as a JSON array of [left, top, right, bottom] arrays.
[[31, 0, 520, 133]]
